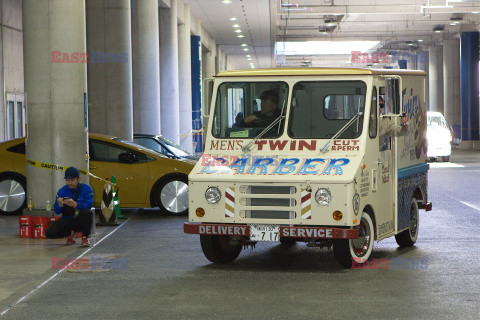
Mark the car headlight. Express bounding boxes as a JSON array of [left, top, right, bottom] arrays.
[[205, 187, 221, 204], [315, 188, 332, 206]]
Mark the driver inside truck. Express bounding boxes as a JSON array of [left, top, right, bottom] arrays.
[[379, 96, 409, 151], [239, 89, 281, 128]]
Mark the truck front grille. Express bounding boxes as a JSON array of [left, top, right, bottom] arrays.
[[238, 185, 298, 219]]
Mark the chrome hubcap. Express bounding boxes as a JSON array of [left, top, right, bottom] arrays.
[[0, 179, 25, 212], [352, 221, 371, 257], [160, 180, 188, 213], [410, 205, 418, 237]]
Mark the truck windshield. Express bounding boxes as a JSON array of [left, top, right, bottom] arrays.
[[212, 82, 289, 139], [288, 81, 366, 139]]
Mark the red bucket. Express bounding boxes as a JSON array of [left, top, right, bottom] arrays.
[[33, 217, 50, 239], [19, 216, 34, 238]]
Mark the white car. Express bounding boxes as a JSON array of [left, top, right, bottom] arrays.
[[426, 111, 452, 162]]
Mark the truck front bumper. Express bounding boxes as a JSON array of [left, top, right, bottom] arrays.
[[184, 223, 359, 239]]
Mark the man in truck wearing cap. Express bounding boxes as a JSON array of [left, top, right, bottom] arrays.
[[45, 166, 94, 247]]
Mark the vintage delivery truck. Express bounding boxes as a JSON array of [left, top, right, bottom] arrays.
[[184, 68, 432, 268]]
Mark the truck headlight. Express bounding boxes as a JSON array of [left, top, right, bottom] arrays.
[[205, 187, 221, 204], [315, 188, 332, 206]]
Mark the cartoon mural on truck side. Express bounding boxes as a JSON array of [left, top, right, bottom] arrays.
[[399, 87, 427, 162]]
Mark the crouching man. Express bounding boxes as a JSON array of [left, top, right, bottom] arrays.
[[45, 166, 94, 247]]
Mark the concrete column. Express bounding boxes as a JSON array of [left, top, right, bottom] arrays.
[[131, 0, 161, 134], [86, 0, 133, 141], [178, 4, 193, 152], [202, 45, 215, 118], [406, 55, 416, 70], [204, 43, 216, 78], [416, 51, 429, 72], [221, 51, 227, 71], [443, 39, 461, 127], [23, 0, 88, 209], [159, 0, 180, 144], [460, 31, 479, 146], [215, 45, 220, 74], [428, 46, 444, 113]]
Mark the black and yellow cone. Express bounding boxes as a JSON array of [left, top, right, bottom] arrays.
[[97, 177, 119, 226]]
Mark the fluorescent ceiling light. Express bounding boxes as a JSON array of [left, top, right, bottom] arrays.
[[246, 54, 251, 57], [418, 39, 424, 42], [229, 17, 238, 21], [241, 44, 248, 47], [243, 48, 249, 51], [237, 35, 245, 38], [275, 41, 380, 55], [234, 29, 242, 33], [232, 24, 240, 28], [473, 11, 479, 14], [222, 0, 232, 4]]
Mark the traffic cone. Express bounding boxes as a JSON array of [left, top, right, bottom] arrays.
[[111, 176, 127, 221], [97, 178, 119, 226]]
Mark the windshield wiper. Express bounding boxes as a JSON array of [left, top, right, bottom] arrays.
[[241, 115, 285, 152], [320, 111, 364, 153]]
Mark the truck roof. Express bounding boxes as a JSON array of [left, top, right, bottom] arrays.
[[216, 68, 427, 77]]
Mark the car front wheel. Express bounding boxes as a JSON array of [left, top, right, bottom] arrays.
[[154, 174, 189, 215], [0, 174, 26, 215]]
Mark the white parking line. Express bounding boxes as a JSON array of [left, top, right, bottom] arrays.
[[0, 220, 129, 317], [459, 201, 480, 212]]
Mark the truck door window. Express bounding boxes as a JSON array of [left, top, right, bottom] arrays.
[[384, 78, 400, 114], [369, 87, 378, 138], [212, 82, 289, 138], [288, 81, 366, 139]]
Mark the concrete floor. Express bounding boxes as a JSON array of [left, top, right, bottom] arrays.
[[1, 149, 480, 319]]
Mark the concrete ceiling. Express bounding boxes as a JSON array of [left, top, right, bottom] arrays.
[[184, 0, 480, 69]]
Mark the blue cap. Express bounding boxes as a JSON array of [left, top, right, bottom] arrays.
[[64, 167, 80, 179]]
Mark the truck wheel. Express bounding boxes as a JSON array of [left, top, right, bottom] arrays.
[[333, 212, 375, 269], [200, 235, 242, 264], [0, 174, 26, 215], [395, 197, 419, 247]]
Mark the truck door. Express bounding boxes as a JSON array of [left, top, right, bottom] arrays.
[[374, 84, 396, 239]]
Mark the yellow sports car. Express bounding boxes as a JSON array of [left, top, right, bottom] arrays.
[[0, 134, 195, 215]]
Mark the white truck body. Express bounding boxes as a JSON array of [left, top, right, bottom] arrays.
[[185, 68, 431, 268]]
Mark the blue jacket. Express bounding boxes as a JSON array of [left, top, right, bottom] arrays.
[[54, 183, 94, 218]]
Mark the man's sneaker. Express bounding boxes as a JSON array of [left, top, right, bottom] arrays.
[[80, 236, 91, 248], [66, 236, 76, 245]]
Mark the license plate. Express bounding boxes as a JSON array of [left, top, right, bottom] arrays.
[[249, 224, 280, 242]]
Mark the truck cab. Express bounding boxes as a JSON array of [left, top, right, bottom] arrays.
[[184, 68, 431, 268]]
